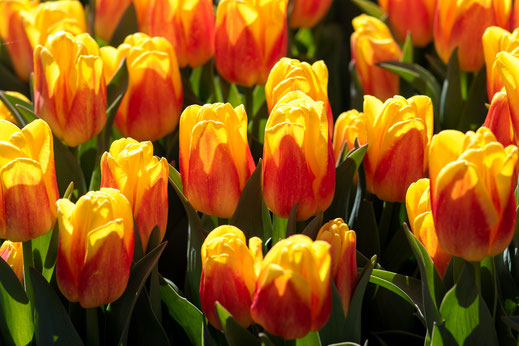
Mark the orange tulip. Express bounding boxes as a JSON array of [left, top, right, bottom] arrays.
[[56, 188, 134, 308], [0, 241, 23, 283], [100, 138, 169, 252], [316, 218, 357, 317], [148, 0, 215, 68], [495, 51, 519, 146], [484, 89, 515, 146], [406, 179, 450, 277], [100, 33, 183, 141], [250, 234, 331, 340], [94, 0, 132, 43], [289, 0, 333, 28], [434, 0, 511, 72], [200, 225, 262, 329], [332, 109, 367, 162], [351, 14, 402, 100], [263, 91, 335, 221], [0, 119, 58, 242], [215, 0, 289, 86], [179, 103, 255, 218], [429, 127, 518, 261]]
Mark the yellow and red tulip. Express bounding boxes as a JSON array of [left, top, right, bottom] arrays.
[[406, 179, 451, 277], [0, 119, 59, 242], [250, 234, 331, 340], [332, 109, 367, 163], [495, 51, 519, 147], [429, 127, 518, 261], [179, 103, 255, 218], [363, 95, 433, 202], [351, 14, 402, 101], [289, 0, 333, 28], [147, 0, 215, 68], [200, 225, 262, 329], [100, 33, 183, 141], [215, 0, 289, 86], [33, 30, 107, 147], [434, 0, 512, 72], [100, 138, 169, 252], [263, 91, 335, 221], [484, 89, 515, 146], [94, 0, 132, 43], [0, 241, 24, 283], [316, 218, 357, 317], [56, 188, 134, 308]]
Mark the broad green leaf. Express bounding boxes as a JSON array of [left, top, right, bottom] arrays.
[[286, 203, 298, 237], [109, 2, 138, 46], [351, 0, 385, 19], [302, 213, 324, 240], [215, 302, 260, 346], [349, 61, 364, 111], [296, 331, 321, 346], [458, 68, 487, 131], [53, 135, 87, 197], [15, 104, 38, 125], [439, 50, 463, 131], [32, 221, 59, 282], [227, 84, 244, 108], [319, 282, 348, 345], [402, 33, 414, 64]]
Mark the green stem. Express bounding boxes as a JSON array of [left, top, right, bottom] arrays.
[[86, 308, 100, 346], [472, 261, 481, 292], [272, 214, 288, 245], [22, 240, 34, 311]]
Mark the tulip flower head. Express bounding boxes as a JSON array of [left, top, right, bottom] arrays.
[[101, 138, 169, 252], [363, 95, 433, 202], [484, 89, 515, 147], [406, 179, 451, 277], [94, 0, 132, 43], [495, 51, 519, 146], [179, 103, 255, 218], [0, 119, 59, 242], [250, 234, 332, 340], [200, 225, 263, 329], [100, 33, 183, 141], [429, 127, 518, 261], [33, 30, 107, 147], [289, 0, 333, 28], [263, 91, 335, 221], [56, 188, 134, 308], [316, 218, 357, 317], [332, 109, 367, 163], [0, 241, 24, 283]]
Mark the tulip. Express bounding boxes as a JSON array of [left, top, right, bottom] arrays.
[[250, 234, 331, 340], [0, 241, 23, 283], [263, 91, 335, 221], [148, 0, 215, 68], [215, 0, 289, 86], [332, 109, 367, 162], [100, 138, 168, 252], [484, 89, 515, 146], [316, 218, 357, 317], [363, 95, 433, 202], [378, 0, 436, 47], [33, 31, 106, 147], [483, 26, 519, 100], [289, 0, 333, 28], [265, 57, 333, 136], [0, 91, 30, 125], [406, 179, 450, 277], [434, 0, 511, 72], [495, 51, 519, 147], [179, 103, 255, 218], [429, 127, 518, 261], [351, 14, 402, 101], [0, 119, 59, 242], [100, 33, 183, 141], [200, 225, 263, 329], [94, 0, 132, 43], [513, 0, 519, 29], [56, 188, 134, 308]]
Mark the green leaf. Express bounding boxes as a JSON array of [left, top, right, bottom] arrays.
[[0, 63, 30, 95], [109, 2, 138, 46], [351, 0, 385, 19], [458, 68, 487, 131], [272, 214, 288, 244], [215, 302, 260, 346], [296, 331, 321, 346], [348, 61, 364, 111], [286, 203, 298, 237], [106, 58, 129, 115], [501, 316, 519, 332], [319, 282, 348, 344], [0, 257, 33, 346], [401, 33, 414, 64], [106, 242, 167, 345], [0, 91, 30, 127], [31, 221, 59, 282], [302, 213, 324, 240], [30, 267, 83, 345], [227, 84, 244, 108], [439, 49, 463, 130], [350, 198, 380, 258], [231, 160, 265, 240], [15, 104, 38, 124], [53, 135, 88, 197], [160, 278, 204, 346]]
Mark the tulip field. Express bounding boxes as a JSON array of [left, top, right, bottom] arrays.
[[2, 0, 519, 345]]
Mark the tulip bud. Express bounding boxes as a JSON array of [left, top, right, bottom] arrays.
[[289, 0, 333, 28], [200, 225, 262, 329], [316, 218, 357, 317], [332, 109, 367, 162], [94, 0, 132, 43], [484, 89, 515, 146], [434, 0, 511, 72], [33, 31, 107, 147], [496, 51, 519, 147], [429, 127, 518, 261], [406, 179, 450, 277], [179, 103, 255, 218], [0, 119, 59, 242], [378, 0, 436, 47], [148, 0, 215, 68], [263, 91, 335, 221], [0, 241, 23, 283], [351, 14, 402, 101], [100, 33, 183, 141], [100, 138, 168, 252], [363, 95, 433, 202], [483, 26, 519, 100], [56, 188, 134, 308], [265, 58, 334, 136], [0, 92, 30, 126], [215, 0, 289, 86], [250, 234, 331, 340]]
